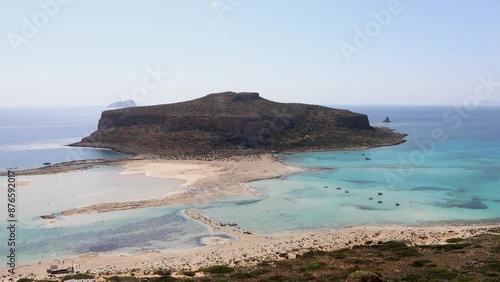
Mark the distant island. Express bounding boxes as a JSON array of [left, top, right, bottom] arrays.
[[72, 92, 406, 157], [108, 100, 137, 108]]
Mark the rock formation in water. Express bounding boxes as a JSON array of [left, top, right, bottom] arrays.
[[72, 92, 405, 157], [108, 100, 137, 108]]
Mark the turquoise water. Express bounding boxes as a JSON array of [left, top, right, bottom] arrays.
[[12, 207, 229, 264], [0, 166, 224, 265], [1, 106, 499, 264], [199, 106, 500, 232]]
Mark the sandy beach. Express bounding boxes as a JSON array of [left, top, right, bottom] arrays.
[[5, 207, 499, 280], [59, 154, 300, 216]]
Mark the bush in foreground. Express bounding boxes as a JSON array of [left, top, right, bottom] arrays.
[[199, 265, 234, 274], [346, 270, 384, 282]]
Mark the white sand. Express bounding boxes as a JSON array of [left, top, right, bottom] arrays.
[[6, 208, 498, 280], [61, 155, 299, 216], [120, 161, 223, 186]]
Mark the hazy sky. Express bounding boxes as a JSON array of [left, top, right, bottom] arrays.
[[1, 0, 499, 107]]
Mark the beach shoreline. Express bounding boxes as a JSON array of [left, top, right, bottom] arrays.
[[56, 154, 301, 216], [4, 207, 499, 280]]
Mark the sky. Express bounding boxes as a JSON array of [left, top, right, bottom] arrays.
[[0, 0, 499, 107]]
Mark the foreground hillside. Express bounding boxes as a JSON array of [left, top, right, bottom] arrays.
[[72, 92, 405, 157], [50, 227, 500, 282]]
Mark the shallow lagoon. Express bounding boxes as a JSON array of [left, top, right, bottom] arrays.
[[0, 166, 216, 264], [200, 107, 500, 232]]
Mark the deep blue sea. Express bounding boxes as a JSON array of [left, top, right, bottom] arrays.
[[0, 107, 128, 169], [1, 105, 499, 264]]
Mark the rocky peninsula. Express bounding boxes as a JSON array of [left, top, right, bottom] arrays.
[[71, 92, 405, 158]]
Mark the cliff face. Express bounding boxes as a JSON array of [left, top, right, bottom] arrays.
[[72, 92, 405, 156]]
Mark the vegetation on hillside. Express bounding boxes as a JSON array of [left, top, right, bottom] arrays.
[[21, 228, 499, 282]]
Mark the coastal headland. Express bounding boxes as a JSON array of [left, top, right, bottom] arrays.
[[70, 91, 407, 157]]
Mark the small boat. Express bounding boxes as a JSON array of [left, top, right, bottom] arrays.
[[377, 191, 383, 195], [336, 187, 342, 190], [43, 162, 51, 165], [383, 117, 391, 123], [345, 190, 350, 193], [395, 203, 400, 206], [377, 200, 383, 204], [365, 157, 371, 161], [228, 223, 238, 227], [368, 196, 373, 200], [323, 186, 328, 188]]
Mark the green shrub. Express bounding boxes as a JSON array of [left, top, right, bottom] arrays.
[[411, 260, 425, 267], [153, 269, 172, 276], [200, 265, 234, 274], [345, 270, 384, 282], [301, 250, 327, 258], [403, 268, 458, 281], [62, 273, 95, 281], [446, 238, 465, 243], [377, 241, 421, 257], [183, 271, 196, 277], [150, 276, 177, 282], [274, 261, 292, 268], [425, 243, 471, 252], [251, 268, 270, 276], [491, 246, 500, 254], [411, 260, 432, 267], [300, 261, 327, 271], [106, 276, 138, 282], [231, 268, 270, 279], [268, 274, 286, 281], [330, 250, 348, 259], [426, 268, 459, 280]]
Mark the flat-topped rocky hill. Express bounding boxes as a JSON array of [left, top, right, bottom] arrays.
[[71, 92, 405, 157]]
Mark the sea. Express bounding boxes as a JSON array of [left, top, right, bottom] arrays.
[[0, 107, 128, 169], [0, 105, 499, 264]]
